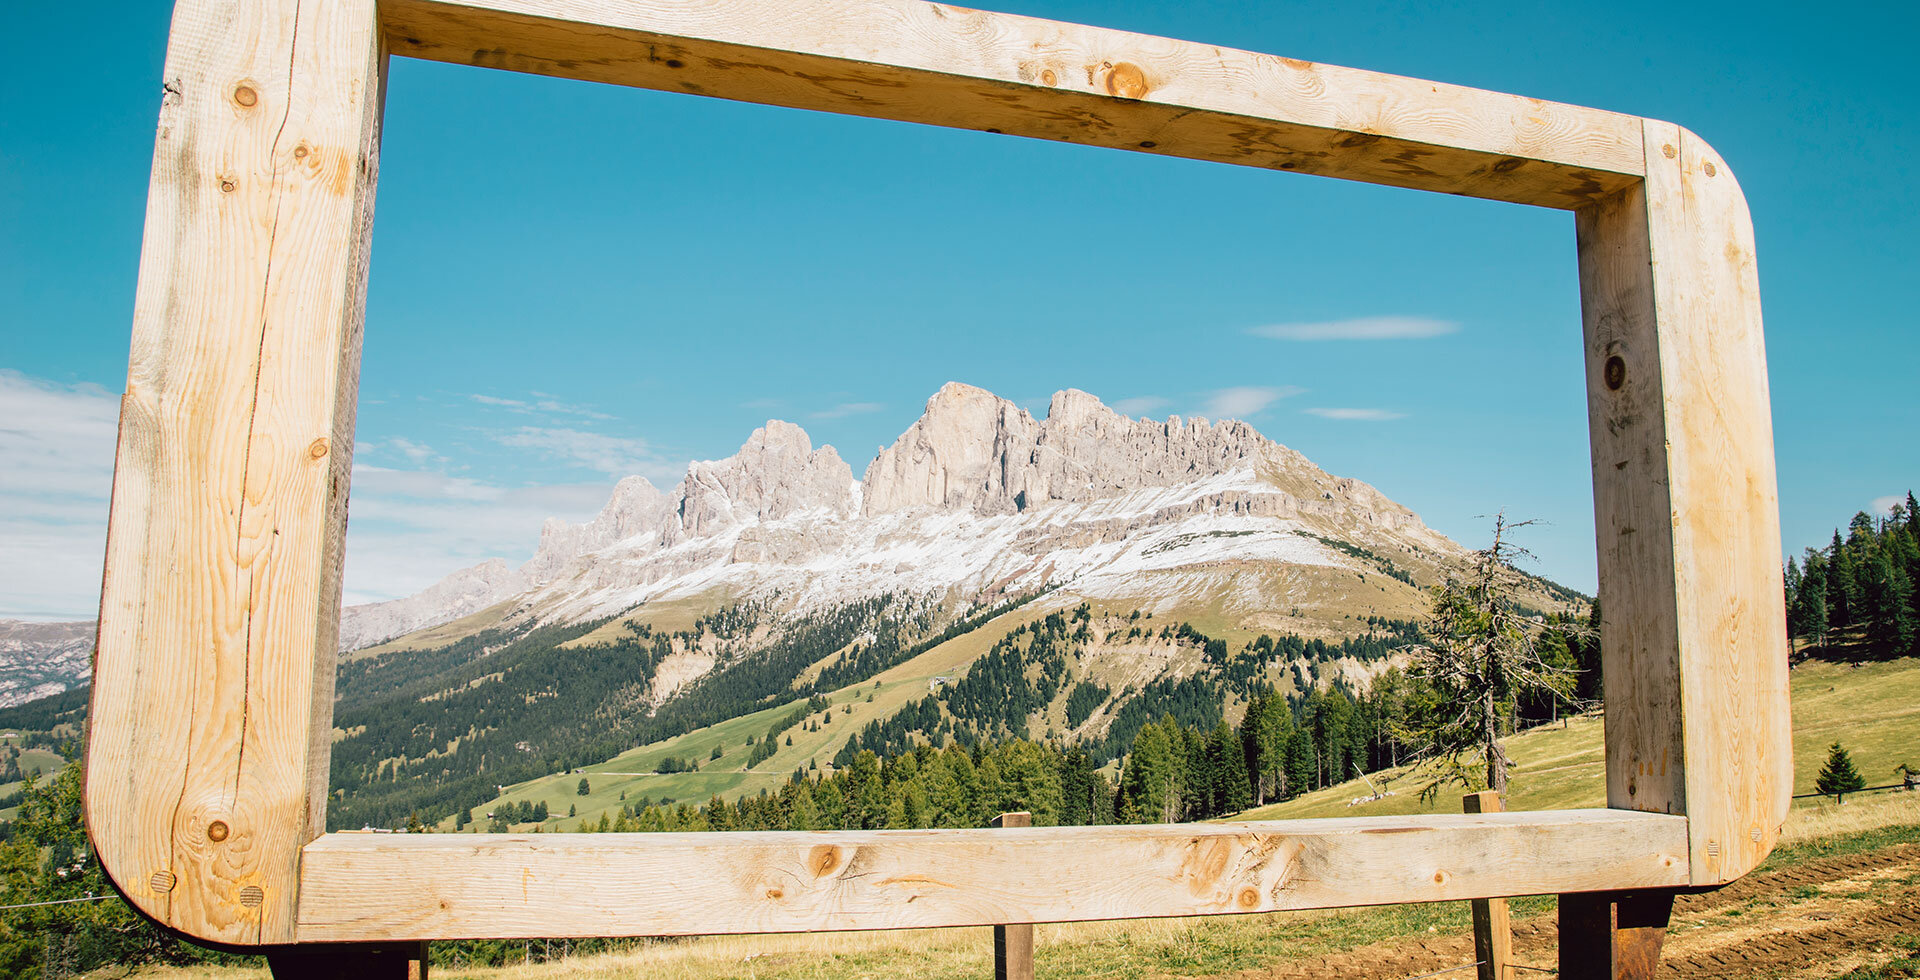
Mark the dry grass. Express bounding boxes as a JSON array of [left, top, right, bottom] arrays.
[[1782, 792, 1920, 844], [141, 659, 1920, 979]]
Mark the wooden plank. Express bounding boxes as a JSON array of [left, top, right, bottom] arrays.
[[83, 0, 385, 946], [991, 812, 1035, 980], [380, 0, 1643, 210], [1462, 792, 1511, 980], [1646, 124, 1792, 886], [293, 811, 1688, 941], [1575, 121, 1791, 886], [1576, 169, 1686, 824]]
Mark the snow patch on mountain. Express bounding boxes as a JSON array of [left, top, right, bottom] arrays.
[[337, 385, 1462, 651]]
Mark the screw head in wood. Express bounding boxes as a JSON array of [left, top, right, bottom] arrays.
[[207, 820, 230, 843]]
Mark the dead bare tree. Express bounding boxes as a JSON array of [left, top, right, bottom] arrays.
[[1400, 513, 1585, 802]]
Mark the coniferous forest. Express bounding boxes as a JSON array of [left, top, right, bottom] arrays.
[[1784, 493, 1920, 659]]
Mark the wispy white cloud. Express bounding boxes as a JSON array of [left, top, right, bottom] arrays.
[[341, 464, 614, 605], [1306, 407, 1407, 421], [362, 436, 442, 465], [493, 426, 685, 484], [1200, 386, 1303, 420], [0, 371, 119, 620], [1112, 395, 1170, 417], [809, 402, 885, 420], [1871, 494, 1907, 517], [0, 373, 673, 614], [469, 392, 614, 420], [1248, 316, 1459, 341]]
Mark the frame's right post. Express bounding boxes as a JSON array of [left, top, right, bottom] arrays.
[[1576, 120, 1792, 888]]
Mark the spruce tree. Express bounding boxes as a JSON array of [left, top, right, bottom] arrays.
[[1830, 529, 1860, 632], [1815, 742, 1866, 803]]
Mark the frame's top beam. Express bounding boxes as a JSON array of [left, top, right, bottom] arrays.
[[383, 0, 1645, 209]]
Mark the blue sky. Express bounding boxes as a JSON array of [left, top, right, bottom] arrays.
[[3, 0, 1914, 619]]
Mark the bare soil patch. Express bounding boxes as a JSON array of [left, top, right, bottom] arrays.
[[1234, 843, 1920, 980]]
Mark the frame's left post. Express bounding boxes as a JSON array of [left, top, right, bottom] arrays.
[[84, 0, 386, 947]]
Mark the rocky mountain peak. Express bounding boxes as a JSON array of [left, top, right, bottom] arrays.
[[861, 384, 1280, 516], [673, 420, 857, 540]]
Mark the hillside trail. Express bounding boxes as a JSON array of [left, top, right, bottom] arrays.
[[1228, 842, 1920, 980]]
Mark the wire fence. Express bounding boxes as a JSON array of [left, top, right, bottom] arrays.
[[0, 894, 114, 912], [1793, 782, 1916, 800]]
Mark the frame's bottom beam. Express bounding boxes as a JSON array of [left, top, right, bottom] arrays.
[[293, 810, 1687, 942]]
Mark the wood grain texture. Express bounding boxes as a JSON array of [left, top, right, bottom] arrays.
[[293, 811, 1687, 941], [1463, 792, 1512, 980], [1645, 123, 1792, 885], [381, 0, 1643, 209], [1575, 121, 1791, 886], [991, 812, 1034, 980], [83, 0, 384, 945]]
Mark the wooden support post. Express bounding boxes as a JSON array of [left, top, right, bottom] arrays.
[[1463, 792, 1511, 980], [1557, 891, 1672, 980], [991, 812, 1034, 980], [266, 941, 428, 980]]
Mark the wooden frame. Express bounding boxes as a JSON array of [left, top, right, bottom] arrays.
[[86, 0, 1790, 949]]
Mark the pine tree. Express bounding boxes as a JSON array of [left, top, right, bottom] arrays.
[[1830, 530, 1860, 632], [1792, 552, 1830, 649], [1815, 742, 1866, 803]]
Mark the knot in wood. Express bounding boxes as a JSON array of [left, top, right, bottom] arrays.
[[1104, 61, 1148, 99], [1604, 355, 1627, 391], [207, 820, 230, 843]]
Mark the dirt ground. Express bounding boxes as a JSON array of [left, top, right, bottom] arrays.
[[1235, 843, 1920, 980]]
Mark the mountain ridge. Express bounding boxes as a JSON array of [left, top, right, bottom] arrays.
[[337, 382, 1460, 654]]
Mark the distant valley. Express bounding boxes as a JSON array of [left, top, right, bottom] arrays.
[[0, 383, 1584, 829]]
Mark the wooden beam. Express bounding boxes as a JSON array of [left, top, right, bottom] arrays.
[[380, 0, 1643, 210], [991, 812, 1035, 980], [84, 0, 384, 946], [1575, 121, 1792, 886], [292, 811, 1687, 941], [1557, 891, 1673, 980], [1462, 792, 1512, 980], [85, 0, 1791, 949]]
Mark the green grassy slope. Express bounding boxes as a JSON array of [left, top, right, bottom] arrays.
[[1239, 656, 1920, 823], [445, 601, 1061, 831]]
